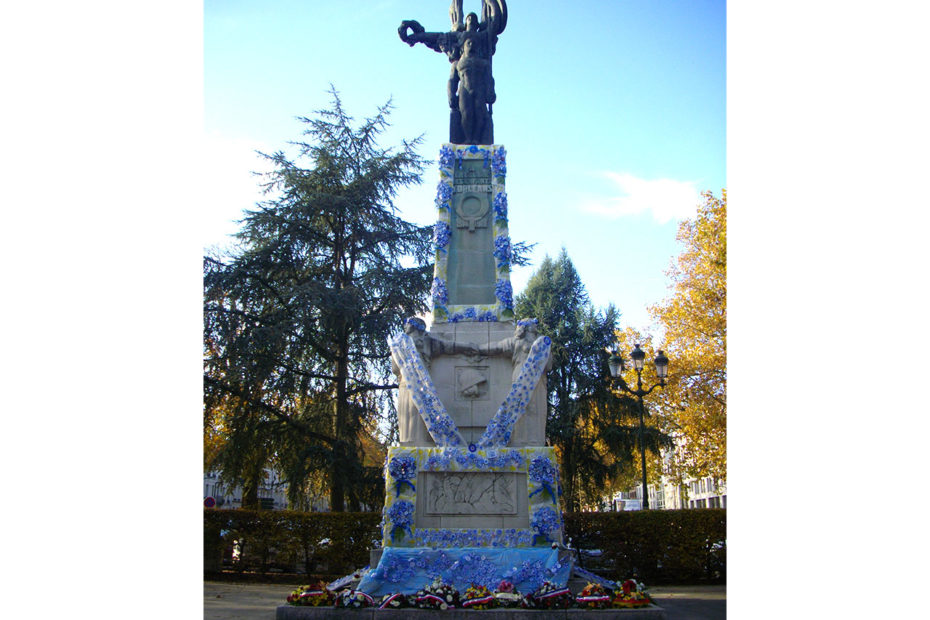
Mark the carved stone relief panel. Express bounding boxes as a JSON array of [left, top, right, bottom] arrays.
[[455, 365, 489, 400], [423, 471, 518, 515]]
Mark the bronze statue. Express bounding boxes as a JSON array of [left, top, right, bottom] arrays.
[[398, 0, 507, 145]]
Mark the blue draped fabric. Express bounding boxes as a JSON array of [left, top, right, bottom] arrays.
[[357, 546, 572, 597]]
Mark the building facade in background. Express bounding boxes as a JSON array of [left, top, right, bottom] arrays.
[[608, 474, 726, 511], [203, 469, 291, 510]]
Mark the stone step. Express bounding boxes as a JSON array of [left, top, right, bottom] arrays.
[[276, 606, 665, 619]]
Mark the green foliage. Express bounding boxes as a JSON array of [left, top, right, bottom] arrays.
[[203, 509, 725, 584], [204, 509, 382, 578], [204, 89, 434, 511], [564, 510, 726, 584], [515, 249, 670, 510]]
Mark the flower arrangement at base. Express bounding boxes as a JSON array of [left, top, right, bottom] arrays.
[[493, 580, 525, 608], [611, 579, 652, 608], [285, 582, 333, 606], [523, 581, 573, 609], [414, 578, 460, 610], [334, 589, 375, 608], [462, 584, 496, 610], [576, 582, 612, 609], [377, 593, 409, 609]]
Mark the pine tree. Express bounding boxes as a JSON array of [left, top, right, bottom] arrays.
[[515, 249, 668, 509], [204, 90, 434, 511]]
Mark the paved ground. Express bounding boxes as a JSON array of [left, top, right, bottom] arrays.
[[205, 582, 725, 620]]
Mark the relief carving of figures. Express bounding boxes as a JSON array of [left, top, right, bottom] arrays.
[[427, 472, 516, 514], [398, 0, 507, 145]]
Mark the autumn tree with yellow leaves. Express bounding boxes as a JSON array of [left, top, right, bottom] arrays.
[[651, 190, 726, 487]]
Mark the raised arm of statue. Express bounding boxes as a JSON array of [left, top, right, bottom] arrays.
[[482, 0, 507, 37], [398, 20, 447, 54], [450, 0, 465, 31]]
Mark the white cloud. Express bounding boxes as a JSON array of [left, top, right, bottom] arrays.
[[581, 172, 701, 223]]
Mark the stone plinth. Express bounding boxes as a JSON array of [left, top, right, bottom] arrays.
[[276, 606, 667, 619]]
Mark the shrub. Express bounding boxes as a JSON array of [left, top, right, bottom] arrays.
[[563, 509, 726, 584], [204, 508, 725, 584], [204, 509, 381, 578]]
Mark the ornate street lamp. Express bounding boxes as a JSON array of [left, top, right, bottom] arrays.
[[607, 344, 669, 510]]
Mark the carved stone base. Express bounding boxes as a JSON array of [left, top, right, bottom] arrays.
[[276, 604, 667, 619], [381, 446, 564, 548]]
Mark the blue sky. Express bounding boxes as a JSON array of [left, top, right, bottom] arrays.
[[203, 0, 726, 334]]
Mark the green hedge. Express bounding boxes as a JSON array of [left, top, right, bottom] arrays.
[[564, 509, 726, 584], [204, 509, 381, 579], [204, 508, 725, 584]]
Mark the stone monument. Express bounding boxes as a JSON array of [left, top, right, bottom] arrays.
[[354, 5, 575, 592]]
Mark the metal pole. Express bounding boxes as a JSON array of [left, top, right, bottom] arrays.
[[639, 391, 649, 510]]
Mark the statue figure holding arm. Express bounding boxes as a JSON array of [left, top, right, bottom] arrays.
[[398, 0, 507, 145], [392, 317, 471, 443], [477, 319, 553, 383]]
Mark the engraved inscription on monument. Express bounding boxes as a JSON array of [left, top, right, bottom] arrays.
[[424, 472, 517, 515]]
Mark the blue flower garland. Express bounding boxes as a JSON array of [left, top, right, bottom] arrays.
[[431, 277, 448, 306], [435, 180, 452, 210], [493, 192, 508, 221], [439, 145, 455, 169], [388, 455, 417, 497], [528, 455, 559, 504], [530, 506, 561, 545], [433, 221, 451, 252], [492, 147, 507, 177], [386, 500, 415, 543], [493, 235, 512, 269], [495, 279, 513, 309]]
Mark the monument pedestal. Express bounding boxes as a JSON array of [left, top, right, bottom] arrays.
[[358, 145, 575, 598], [358, 445, 570, 595]]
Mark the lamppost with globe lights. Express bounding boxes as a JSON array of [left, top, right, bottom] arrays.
[[607, 344, 669, 510]]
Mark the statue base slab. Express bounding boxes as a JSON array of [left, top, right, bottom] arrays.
[[356, 546, 573, 597], [276, 603, 666, 618]]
